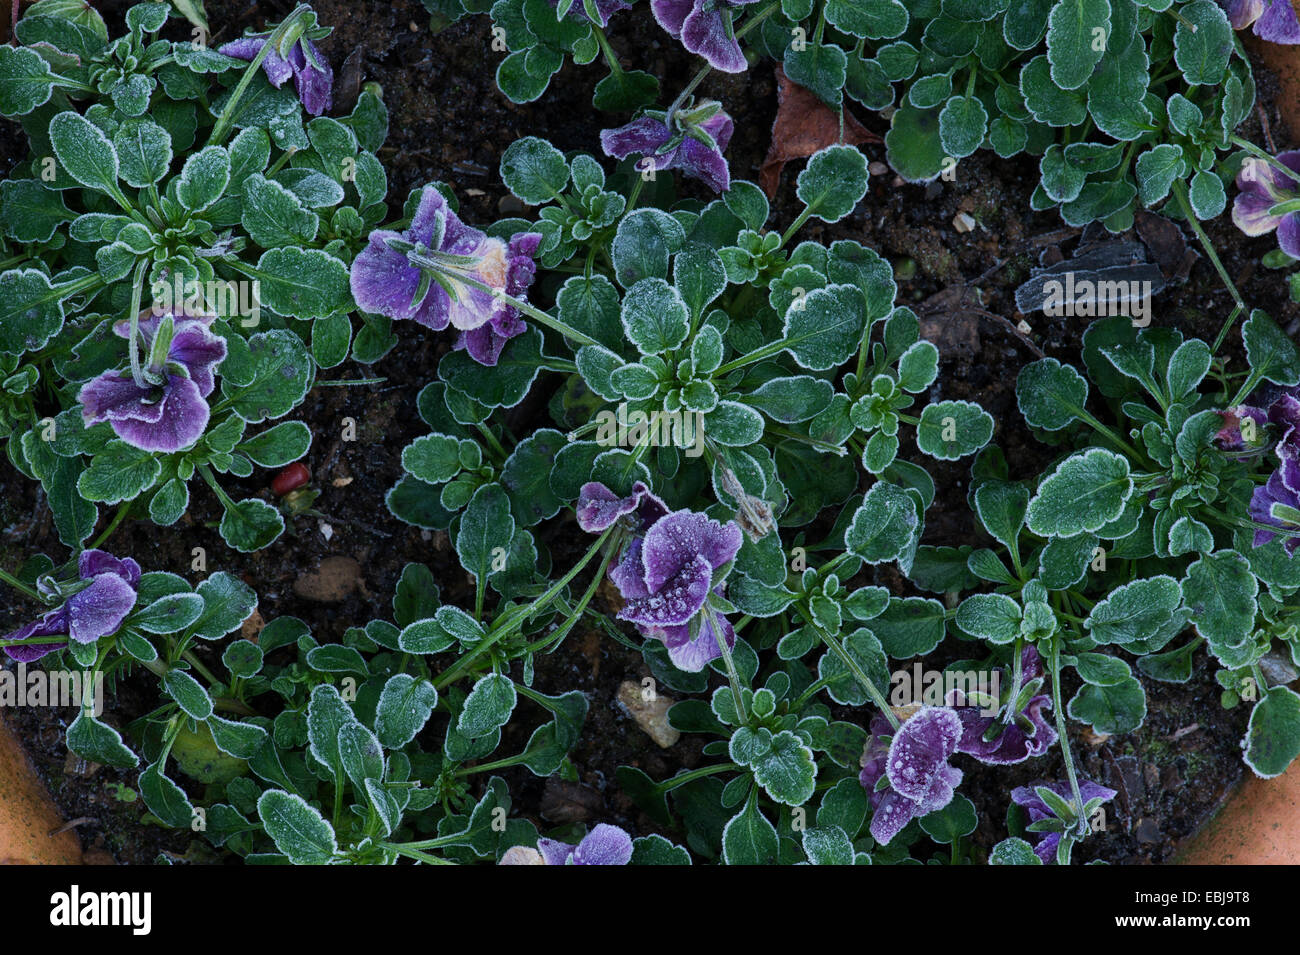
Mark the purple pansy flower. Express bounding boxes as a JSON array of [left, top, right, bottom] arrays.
[[499, 824, 634, 865], [1010, 779, 1117, 864], [859, 707, 964, 846], [349, 186, 543, 366], [219, 33, 334, 115], [1232, 150, 1300, 257], [601, 104, 734, 193], [1249, 456, 1300, 551], [948, 645, 1059, 766], [575, 480, 669, 533], [79, 309, 227, 454], [651, 0, 760, 72], [609, 508, 744, 672], [3, 550, 141, 663], [1215, 386, 1300, 551], [1220, 0, 1300, 41]]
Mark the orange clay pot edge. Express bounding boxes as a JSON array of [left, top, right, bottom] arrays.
[[1176, 759, 1300, 865], [0, 712, 82, 864]]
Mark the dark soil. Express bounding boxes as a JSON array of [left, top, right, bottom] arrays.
[[2, 0, 1292, 864]]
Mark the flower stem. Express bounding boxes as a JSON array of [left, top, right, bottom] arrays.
[[89, 502, 133, 551], [1170, 180, 1248, 346], [1049, 634, 1088, 839], [804, 613, 899, 730], [1230, 135, 1300, 183], [708, 606, 750, 725], [0, 567, 43, 601], [206, 4, 313, 147]]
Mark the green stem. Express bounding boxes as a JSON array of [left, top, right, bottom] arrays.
[[89, 501, 132, 550], [0, 567, 43, 601], [1171, 180, 1247, 339], [708, 606, 750, 725], [805, 614, 899, 730], [1049, 634, 1088, 840], [1231, 135, 1300, 184], [206, 4, 313, 147]]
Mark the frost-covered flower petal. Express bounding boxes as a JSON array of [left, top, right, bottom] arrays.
[[534, 824, 634, 865], [600, 109, 734, 193], [950, 645, 1059, 765], [218, 34, 333, 115], [1011, 779, 1117, 864], [2, 610, 69, 663], [349, 186, 542, 366], [81, 372, 212, 453], [859, 707, 964, 845], [653, 611, 735, 672], [575, 480, 669, 533], [652, 0, 761, 72], [1233, 152, 1300, 249]]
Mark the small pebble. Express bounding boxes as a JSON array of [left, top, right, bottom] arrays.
[[868, 161, 889, 176], [953, 212, 976, 233], [293, 556, 362, 603], [617, 680, 680, 748]]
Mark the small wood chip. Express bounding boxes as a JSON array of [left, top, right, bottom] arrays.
[[617, 680, 680, 748]]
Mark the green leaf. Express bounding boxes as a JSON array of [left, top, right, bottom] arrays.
[[938, 95, 988, 159], [194, 572, 258, 640], [0, 268, 72, 354], [1046, 0, 1111, 90], [456, 483, 516, 587], [219, 497, 285, 552], [920, 793, 977, 843], [176, 144, 230, 211], [873, 596, 947, 657], [990, 836, 1042, 864], [78, 440, 161, 503], [252, 247, 351, 320], [139, 763, 195, 829], [499, 136, 569, 204], [67, 711, 138, 768], [749, 729, 817, 806], [784, 40, 848, 109], [956, 592, 1022, 643], [256, 790, 338, 864], [242, 173, 318, 246], [1243, 687, 1300, 779], [1181, 551, 1258, 657], [1085, 575, 1184, 646], [439, 326, 558, 408], [375, 673, 440, 749], [46, 456, 97, 547], [1068, 675, 1146, 733], [722, 792, 779, 865], [782, 284, 869, 371], [885, 105, 947, 182], [916, 399, 994, 459], [402, 432, 463, 484], [1026, 448, 1132, 537], [1016, 356, 1088, 430], [897, 340, 939, 393], [1174, 0, 1232, 86], [827, 0, 907, 38], [612, 208, 685, 288], [113, 118, 172, 189], [239, 420, 311, 469], [621, 277, 690, 355], [744, 376, 834, 423], [705, 400, 764, 446], [1134, 143, 1186, 206], [50, 110, 121, 196], [973, 481, 1028, 552], [0, 46, 59, 116], [0, 179, 73, 243], [1243, 309, 1300, 387], [221, 329, 314, 422], [1188, 169, 1226, 220], [133, 592, 204, 635], [164, 669, 214, 720], [592, 69, 659, 111], [797, 144, 870, 223], [459, 673, 517, 738], [802, 826, 855, 864], [846, 481, 920, 567]]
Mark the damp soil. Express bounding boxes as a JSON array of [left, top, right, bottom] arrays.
[[2, 0, 1294, 864]]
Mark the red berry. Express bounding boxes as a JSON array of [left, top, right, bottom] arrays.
[[272, 463, 311, 496]]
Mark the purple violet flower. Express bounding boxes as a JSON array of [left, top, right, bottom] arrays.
[[1250, 456, 1300, 552], [651, 0, 760, 72], [601, 104, 734, 193], [3, 550, 141, 663], [1215, 386, 1300, 551], [575, 480, 669, 533], [1010, 779, 1117, 864], [948, 645, 1059, 766], [219, 33, 334, 116], [1220, 0, 1300, 41], [859, 707, 964, 846], [537, 824, 635, 865], [349, 185, 544, 366], [1232, 150, 1300, 257], [579, 481, 743, 672], [79, 309, 227, 454]]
